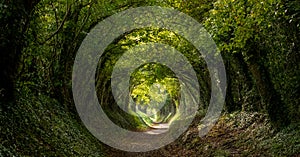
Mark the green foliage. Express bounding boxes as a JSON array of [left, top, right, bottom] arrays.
[[129, 63, 180, 123], [1, 0, 299, 155], [0, 0, 36, 102], [130, 63, 180, 106], [95, 26, 209, 129], [205, 0, 299, 126], [181, 112, 299, 156], [0, 87, 105, 156]]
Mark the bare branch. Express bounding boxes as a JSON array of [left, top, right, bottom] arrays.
[[40, 2, 71, 44]]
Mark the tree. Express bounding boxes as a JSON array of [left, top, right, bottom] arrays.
[[204, 0, 299, 127], [0, 0, 40, 103]]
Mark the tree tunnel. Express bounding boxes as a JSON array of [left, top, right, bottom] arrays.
[[96, 61, 181, 131], [94, 28, 210, 132]]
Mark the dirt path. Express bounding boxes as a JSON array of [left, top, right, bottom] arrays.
[[145, 123, 169, 135], [104, 112, 293, 157], [106, 125, 198, 157], [105, 119, 202, 157]]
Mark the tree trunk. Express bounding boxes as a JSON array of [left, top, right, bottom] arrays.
[[0, 0, 40, 104], [246, 53, 290, 128]]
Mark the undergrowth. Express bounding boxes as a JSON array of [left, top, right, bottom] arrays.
[[1, 88, 299, 157], [0, 87, 106, 156], [182, 111, 300, 156]]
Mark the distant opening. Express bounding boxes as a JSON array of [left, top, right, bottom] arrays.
[[129, 62, 180, 127]]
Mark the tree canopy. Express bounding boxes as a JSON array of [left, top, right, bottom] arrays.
[[0, 0, 299, 156]]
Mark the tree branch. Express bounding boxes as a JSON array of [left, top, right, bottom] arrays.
[[40, 3, 71, 45]]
